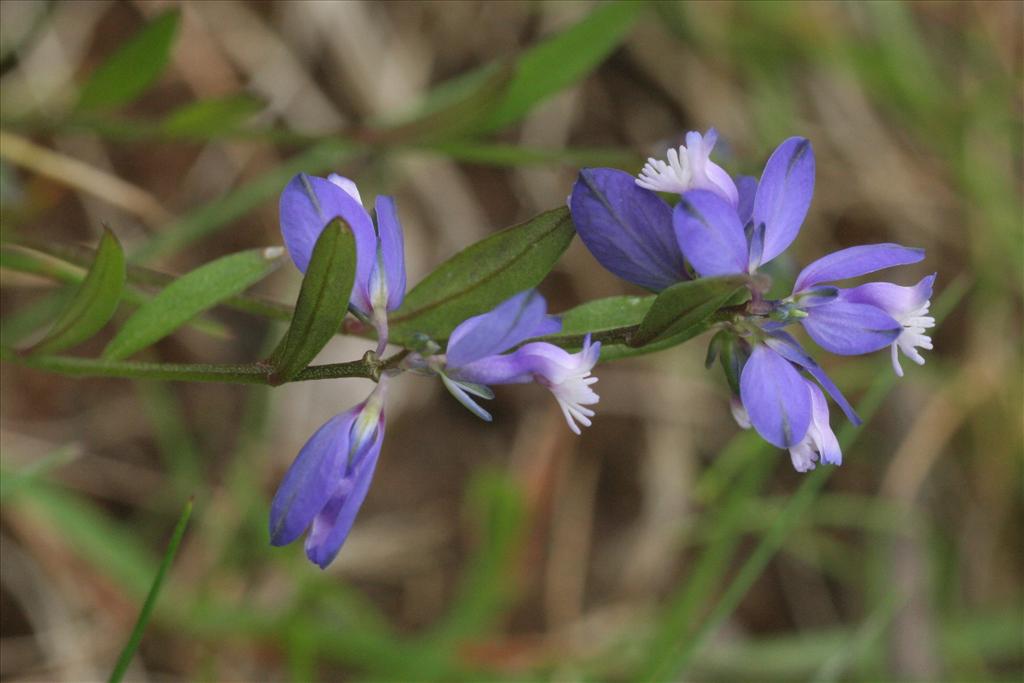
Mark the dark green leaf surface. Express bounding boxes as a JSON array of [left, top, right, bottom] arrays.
[[104, 247, 283, 359], [77, 10, 181, 112], [631, 276, 750, 348], [29, 229, 125, 354], [160, 94, 264, 137], [269, 219, 357, 383], [389, 207, 575, 344]]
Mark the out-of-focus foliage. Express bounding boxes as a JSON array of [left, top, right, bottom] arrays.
[[0, 2, 1020, 682]]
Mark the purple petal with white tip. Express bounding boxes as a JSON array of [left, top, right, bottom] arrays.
[[373, 195, 407, 311], [279, 173, 378, 312], [674, 189, 749, 276], [571, 168, 687, 291], [751, 137, 815, 266], [739, 345, 811, 448], [793, 243, 925, 293], [801, 301, 902, 355], [269, 409, 358, 547], [764, 331, 860, 425], [446, 291, 561, 368], [304, 421, 384, 569]]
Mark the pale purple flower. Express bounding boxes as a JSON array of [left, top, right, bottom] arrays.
[[674, 136, 815, 276], [432, 291, 601, 435], [836, 273, 936, 376], [636, 129, 740, 205], [787, 245, 927, 357], [269, 379, 387, 568], [280, 173, 406, 351]]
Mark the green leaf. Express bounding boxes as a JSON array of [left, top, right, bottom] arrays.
[[77, 10, 181, 112], [269, 219, 357, 383], [103, 247, 282, 359], [389, 206, 575, 343], [160, 94, 264, 137], [391, 1, 644, 135], [559, 295, 654, 336], [479, 0, 644, 132], [107, 498, 193, 683], [630, 276, 750, 348], [29, 229, 125, 355]]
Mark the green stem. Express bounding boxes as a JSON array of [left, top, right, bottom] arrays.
[[1, 347, 379, 383]]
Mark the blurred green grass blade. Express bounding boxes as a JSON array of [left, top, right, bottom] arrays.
[[631, 276, 750, 347], [268, 218, 357, 383], [389, 206, 575, 344], [160, 94, 265, 138], [2, 473, 155, 593], [29, 228, 125, 354], [477, 0, 645, 133], [0, 288, 74, 347], [133, 142, 353, 262], [77, 10, 181, 113], [104, 247, 283, 360], [391, 1, 643, 136], [108, 498, 193, 683], [635, 447, 775, 682], [0, 444, 81, 501], [409, 471, 527, 679], [137, 382, 203, 494]]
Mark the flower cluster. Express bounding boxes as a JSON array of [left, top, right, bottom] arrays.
[[271, 174, 601, 568], [269, 128, 935, 567], [570, 130, 935, 472]]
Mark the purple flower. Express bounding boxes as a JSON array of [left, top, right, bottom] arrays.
[[426, 291, 601, 434], [836, 273, 936, 376], [280, 173, 406, 351], [269, 380, 387, 568], [636, 129, 739, 205], [674, 136, 815, 276], [787, 245, 927, 357]]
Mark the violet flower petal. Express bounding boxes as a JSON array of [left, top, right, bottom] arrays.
[[736, 175, 758, 226], [269, 409, 358, 547], [571, 168, 687, 291], [751, 137, 815, 267], [373, 195, 407, 311], [304, 422, 385, 569], [739, 345, 812, 448], [674, 189, 749, 276], [764, 330, 861, 425], [279, 173, 378, 312], [839, 273, 935, 313], [793, 243, 925, 294], [801, 301, 902, 356], [446, 291, 561, 368]]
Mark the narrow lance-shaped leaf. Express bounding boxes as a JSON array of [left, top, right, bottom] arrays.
[[104, 247, 283, 360], [107, 498, 193, 683], [533, 295, 655, 347], [269, 219, 357, 384], [77, 10, 181, 113], [389, 206, 575, 344], [160, 94, 264, 138], [630, 276, 751, 348], [386, 0, 644, 136], [29, 228, 125, 355]]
